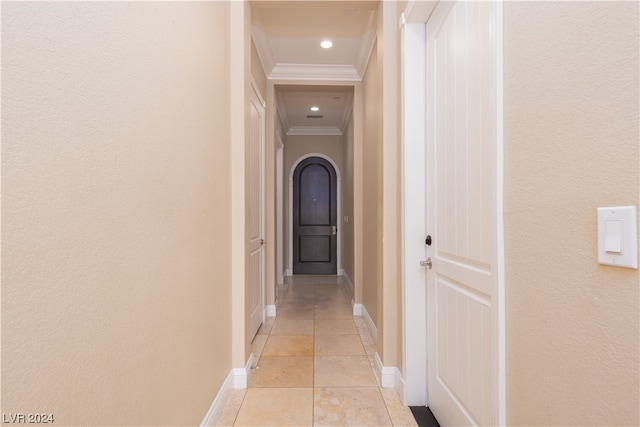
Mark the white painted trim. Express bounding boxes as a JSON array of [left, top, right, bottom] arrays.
[[199, 370, 234, 427], [251, 25, 275, 77], [233, 353, 255, 390], [355, 303, 377, 344], [353, 303, 363, 316], [287, 153, 342, 275], [270, 63, 361, 81], [400, 19, 428, 407], [266, 304, 277, 317], [395, 371, 407, 404], [340, 269, 355, 297], [201, 353, 254, 424], [400, 0, 507, 420], [354, 28, 377, 78], [494, 2, 507, 425], [374, 353, 401, 389], [276, 131, 284, 286], [284, 268, 292, 277]]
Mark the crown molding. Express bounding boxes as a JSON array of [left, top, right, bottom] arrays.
[[339, 91, 355, 133], [275, 92, 291, 134], [251, 25, 275, 77], [354, 28, 377, 78], [270, 63, 361, 81], [287, 126, 343, 136]]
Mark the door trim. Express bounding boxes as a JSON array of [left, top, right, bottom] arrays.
[[288, 153, 341, 275], [248, 78, 266, 340], [400, 2, 505, 423]]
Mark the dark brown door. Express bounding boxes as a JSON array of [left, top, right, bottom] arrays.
[[293, 157, 337, 275]]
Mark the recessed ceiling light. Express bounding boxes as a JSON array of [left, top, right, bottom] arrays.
[[320, 40, 333, 49], [310, 106, 320, 112]]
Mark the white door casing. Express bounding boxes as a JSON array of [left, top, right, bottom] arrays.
[[401, 0, 505, 423], [248, 81, 266, 340], [287, 153, 341, 275], [425, 1, 504, 426]]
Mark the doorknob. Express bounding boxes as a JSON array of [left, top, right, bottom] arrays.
[[420, 258, 432, 269]]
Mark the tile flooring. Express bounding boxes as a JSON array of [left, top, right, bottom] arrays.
[[212, 275, 418, 427]]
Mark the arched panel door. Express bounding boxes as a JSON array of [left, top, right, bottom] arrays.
[[293, 157, 337, 275]]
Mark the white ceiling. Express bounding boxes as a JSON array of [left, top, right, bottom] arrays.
[[251, 1, 378, 136]]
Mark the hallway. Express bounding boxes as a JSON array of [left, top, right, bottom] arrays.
[[212, 275, 418, 427]]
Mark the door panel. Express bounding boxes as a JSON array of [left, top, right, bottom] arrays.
[[293, 157, 337, 275], [248, 85, 265, 340], [426, 1, 498, 425]]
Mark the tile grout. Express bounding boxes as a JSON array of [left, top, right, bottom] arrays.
[[215, 275, 416, 426]]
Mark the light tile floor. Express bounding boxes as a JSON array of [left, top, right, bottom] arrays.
[[212, 275, 418, 427]]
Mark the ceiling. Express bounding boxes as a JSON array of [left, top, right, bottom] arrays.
[[250, 1, 378, 136]]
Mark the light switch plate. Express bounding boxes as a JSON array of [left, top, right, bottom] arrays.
[[597, 206, 638, 269]]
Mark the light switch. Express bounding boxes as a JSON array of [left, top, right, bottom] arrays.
[[604, 220, 622, 253], [597, 206, 638, 269]]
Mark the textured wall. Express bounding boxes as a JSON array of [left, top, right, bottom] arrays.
[[342, 113, 355, 285], [504, 2, 639, 425], [362, 41, 381, 330], [2, 3, 233, 425]]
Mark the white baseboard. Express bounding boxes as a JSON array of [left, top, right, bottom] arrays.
[[266, 305, 277, 317], [355, 303, 377, 343], [200, 369, 235, 426], [374, 352, 404, 393], [233, 353, 254, 389], [284, 269, 292, 276], [353, 303, 363, 316], [340, 270, 354, 296]]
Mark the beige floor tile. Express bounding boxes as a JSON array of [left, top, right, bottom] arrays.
[[234, 388, 313, 427], [262, 335, 314, 357], [271, 318, 314, 335], [315, 304, 354, 320], [314, 334, 365, 356], [380, 388, 419, 427], [276, 305, 315, 319], [314, 387, 392, 426], [315, 319, 358, 335], [289, 276, 316, 285], [249, 356, 313, 388], [314, 355, 378, 387]]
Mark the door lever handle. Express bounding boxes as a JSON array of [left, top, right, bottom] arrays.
[[420, 258, 432, 269], [332, 226, 337, 235]]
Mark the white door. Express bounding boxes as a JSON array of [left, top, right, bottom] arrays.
[[426, 1, 500, 425], [248, 83, 266, 340]]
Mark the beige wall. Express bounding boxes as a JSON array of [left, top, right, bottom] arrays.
[[2, 2, 233, 425], [342, 113, 355, 284], [504, 2, 639, 425], [361, 39, 381, 331]]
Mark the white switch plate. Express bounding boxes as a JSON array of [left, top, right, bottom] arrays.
[[597, 206, 638, 269]]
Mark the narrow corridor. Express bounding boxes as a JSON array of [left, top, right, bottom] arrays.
[[212, 275, 418, 426]]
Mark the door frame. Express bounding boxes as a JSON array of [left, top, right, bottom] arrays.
[[248, 78, 266, 339], [288, 153, 341, 275], [400, 1, 505, 423]]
